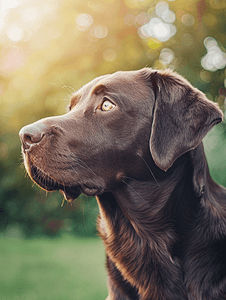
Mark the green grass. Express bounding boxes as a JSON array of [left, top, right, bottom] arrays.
[[0, 235, 108, 300]]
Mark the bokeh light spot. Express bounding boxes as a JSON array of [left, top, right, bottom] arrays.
[[176, 9, 185, 21], [137, 26, 149, 39], [161, 9, 175, 23], [209, 0, 225, 9], [76, 14, 93, 32], [141, 17, 176, 42], [204, 36, 217, 49], [173, 57, 187, 69], [7, 26, 24, 42], [93, 25, 108, 39], [200, 70, 212, 83], [201, 37, 226, 72], [103, 48, 117, 62], [155, 1, 175, 23], [181, 14, 195, 26], [139, 0, 176, 43], [135, 12, 150, 26], [21, 7, 39, 23], [159, 48, 174, 65], [153, 21, 170, 40], [155, 1, 169, 19]]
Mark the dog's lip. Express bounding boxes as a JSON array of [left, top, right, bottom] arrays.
[[29, 164, 104, 200], [30, 165, 81, 201], [60, 187, 81, 201], [29, 165, 103, 200], [81, 185, 102, 196], [30, 165, 59, 191]]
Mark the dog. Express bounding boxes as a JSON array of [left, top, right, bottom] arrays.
[[19, 68, 226, 300]]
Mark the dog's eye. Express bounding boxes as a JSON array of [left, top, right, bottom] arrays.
[[101, 99, 115, 112]]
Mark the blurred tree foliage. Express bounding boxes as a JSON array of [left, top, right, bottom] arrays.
[[0, 0, 226, 237]]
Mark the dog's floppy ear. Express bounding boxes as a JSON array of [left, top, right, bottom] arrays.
[[148, 70, 223, 171]]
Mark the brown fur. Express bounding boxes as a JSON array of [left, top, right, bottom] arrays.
[[19, 68, 226, 299]]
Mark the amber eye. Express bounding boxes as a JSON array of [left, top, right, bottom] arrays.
[[101, 99, 115, 112]]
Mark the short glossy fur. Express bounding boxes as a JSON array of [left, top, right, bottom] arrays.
[[19, 68, 226, 299]]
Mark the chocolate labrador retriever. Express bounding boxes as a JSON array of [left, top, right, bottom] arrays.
[[19, 68, 226, 300]]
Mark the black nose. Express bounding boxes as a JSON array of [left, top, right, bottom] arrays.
[[19, 123, 48, 150]]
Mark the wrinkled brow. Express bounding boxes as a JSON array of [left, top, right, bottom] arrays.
[[70, 94, 81, 107], [91, 84, 106, 95]]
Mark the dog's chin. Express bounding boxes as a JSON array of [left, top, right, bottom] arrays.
[[29, 165, 103, 201], [30, 165, 81, 202], [60, 187, 81, 202]]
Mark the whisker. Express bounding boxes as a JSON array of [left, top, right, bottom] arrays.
[[122, 180, 146, 202], [61, 197, 65, 207], [62, 85, 76, 94], [76, 158, 99, 178], [61, 184, 67, 206], [137, 154, 161, 187], [68, 162, 79, 176], [123, 176, 144, 183], [68, 156, 102, 186], [58, 77, 76, 94]]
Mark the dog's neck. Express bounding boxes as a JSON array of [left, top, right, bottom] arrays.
[[96, 149, 195, 299], [96, 142, 226, 299], [98, 148, 195, 241]]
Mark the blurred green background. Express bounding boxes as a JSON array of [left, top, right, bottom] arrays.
[[0, 0, 226, 299]]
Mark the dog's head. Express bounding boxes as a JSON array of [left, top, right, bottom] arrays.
[[19, 68, 223, 201]]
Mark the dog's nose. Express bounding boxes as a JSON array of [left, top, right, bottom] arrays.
[[19, 123, 48, 150]]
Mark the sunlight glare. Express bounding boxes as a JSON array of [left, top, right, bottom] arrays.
[[139, 0, 176, 42], [2, 0, 24, 11], [1, 0, 25, 33], [21, 7, 39, 23], [153, 20, 170, 40], [141, 17, 176, 42]]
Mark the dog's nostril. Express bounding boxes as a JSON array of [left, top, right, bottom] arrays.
[[24, 134, 32, 147], [23, 133, 44, 149], [19, 123, 48, 150]]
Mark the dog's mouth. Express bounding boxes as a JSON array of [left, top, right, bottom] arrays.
[[30, 165, 103, 200], [30, 165, 81, 201]]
